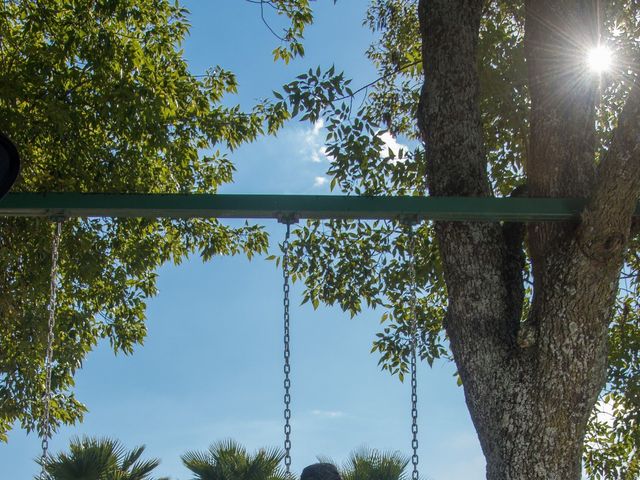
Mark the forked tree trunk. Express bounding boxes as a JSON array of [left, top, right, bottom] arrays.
[[416, 1, 640, 479]]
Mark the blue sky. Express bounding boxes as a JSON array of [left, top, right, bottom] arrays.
[[0, 1, 484, 479]]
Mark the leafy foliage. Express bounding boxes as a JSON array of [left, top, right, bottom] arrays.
[[181, 439, 291, 480], [246, 0, 326, 64], [270, 0, 640, 476], [0, 0, 288, 440], [37, 436, 161, 480], [584, 262, 640, 479]]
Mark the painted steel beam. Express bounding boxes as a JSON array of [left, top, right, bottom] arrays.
[[0, 193, 636, 222]]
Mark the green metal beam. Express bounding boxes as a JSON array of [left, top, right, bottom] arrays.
[[0, 193, 637, 222]]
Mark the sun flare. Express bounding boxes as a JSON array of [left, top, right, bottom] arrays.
[[587, 45, 613, 73]]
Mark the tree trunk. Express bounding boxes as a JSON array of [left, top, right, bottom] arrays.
[[416, 1, 640, 479]]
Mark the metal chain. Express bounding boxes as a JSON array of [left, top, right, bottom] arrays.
[[406, 222, 419, 480], [281, 221, 292, 475], [40, 220, 63, 480]]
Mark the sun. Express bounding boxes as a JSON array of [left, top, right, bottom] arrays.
[[587, 45, 613, 73]]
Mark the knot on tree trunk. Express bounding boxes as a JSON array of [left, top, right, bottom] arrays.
[[579, 231, 627, 263]]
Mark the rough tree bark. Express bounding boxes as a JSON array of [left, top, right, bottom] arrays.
[[416, 1, 640, 479]]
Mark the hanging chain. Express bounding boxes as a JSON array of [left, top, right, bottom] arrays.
[[406, 221, 420, 480], [281, 220, 293, 475], [40, 220, 63, 480]]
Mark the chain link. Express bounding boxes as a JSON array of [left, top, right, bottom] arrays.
[[406, 222, 420, 480], [40, 220, 63, 480], [281, 221, 292, 475]]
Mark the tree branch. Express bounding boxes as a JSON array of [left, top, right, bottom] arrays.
[[524, 0, 599, 271], [332, 60, 421, 103], [580, 81, 640, 258], [417, 0, 518, 456], [246, 0, 286, 41]]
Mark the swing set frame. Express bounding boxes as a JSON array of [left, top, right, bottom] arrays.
[[2, 192, 639, 221], [12, 191, 637, 480]]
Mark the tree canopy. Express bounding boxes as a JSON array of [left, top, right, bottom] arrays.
[[0, 0, 289, 441]]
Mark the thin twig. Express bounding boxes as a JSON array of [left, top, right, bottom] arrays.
[[333, 60, 421, 103], [246, 0, 286, 41]]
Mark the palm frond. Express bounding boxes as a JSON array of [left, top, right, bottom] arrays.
[[182, 439, 289, 480], [120, 445, 146, 471], [39, 436, 160, 480], [340, 447, 409, 480]]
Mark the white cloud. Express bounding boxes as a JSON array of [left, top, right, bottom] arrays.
[[311, 118, 324, 135], [294, 122, 410, 168], [379, 131, 409, 163], [313, 176, 328, 187], [311, 409, 345, 419], [302, 119, 330, 163], [595, 398, 615, 426], [318, 145, 330, 160]]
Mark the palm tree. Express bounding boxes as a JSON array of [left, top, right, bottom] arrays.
[[181, 439, 291, 480], [322, 447, 409, 480], [37, 436, 161, 480]]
